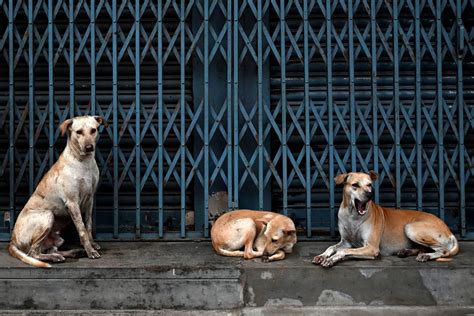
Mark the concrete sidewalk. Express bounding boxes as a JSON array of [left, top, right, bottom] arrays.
[[0, 241, 472, 313]]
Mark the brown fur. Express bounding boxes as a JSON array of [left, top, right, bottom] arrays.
[[313, 171, 459, 268], [211, 210, 297, 262]]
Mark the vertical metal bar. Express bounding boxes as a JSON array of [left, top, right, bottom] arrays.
[[91, 0, 96, 115], [226, 0, 232, 210], [393, 0, 401, 209], [327, 0, 335, 237], [415, 0, 422, 210], [233, 0, 239, 209], [457, 0, 465, 236], [48, 0, 54, 168], [180, 0, 185, 237], [112, 0, 118, 238], [28, 0, 34, 194], [257, 0, 263, 210], [203, 0, 209, 237], [157, 0, 164, 238], [135, 0, 141, 238], [69, 0, 74, 117], [280, 0, 287, 216], [371, 0, 379, 203], [348, 0, 356, 171], [90, 0, 97, 237], [8, 0, 15, 232], [436, 0, 444, 220], [303, 0, 311, 237]]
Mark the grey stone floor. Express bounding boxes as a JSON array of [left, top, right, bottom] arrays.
[[0, 241, 472, 312]]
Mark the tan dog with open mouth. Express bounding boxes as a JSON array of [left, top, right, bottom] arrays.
[[312, 171, 459, 268], [9, 115, 107, 268], [211, 210, 297, 262]]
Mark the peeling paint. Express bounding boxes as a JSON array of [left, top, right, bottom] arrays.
[[247, 286, 256, 307], [360, 268, 382, 278], [317, 290, 366, 306], [369, 299, 385, 306], [260, 271, 273, 280], [264, 298, 303, 307]]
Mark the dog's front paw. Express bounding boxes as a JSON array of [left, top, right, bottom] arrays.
[[416, 254, 430, 262], [91, 242, 101, 250], [312, 255, 325, 265], [320, 258, 335, 268], [51, 254, 66, 263], [86, 248, 101, 259]]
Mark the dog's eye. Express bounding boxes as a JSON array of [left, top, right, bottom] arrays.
[[367, 183, 372, 188], [352, 183, 360, 189], [76, 130, 83, 135], [90, 128, 97, 134]]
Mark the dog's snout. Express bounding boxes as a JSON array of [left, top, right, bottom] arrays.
[[365, 190, 373, 200], [85, 144, 94, 152]]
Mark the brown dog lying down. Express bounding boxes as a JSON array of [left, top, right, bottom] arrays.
[[312, 171, 459, 268], [9, 116, 107, 268], [211, 210, 297, 262]]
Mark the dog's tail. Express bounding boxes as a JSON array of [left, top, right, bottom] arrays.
[[8, 244, 51, 268], [435, 235, 459, 262]]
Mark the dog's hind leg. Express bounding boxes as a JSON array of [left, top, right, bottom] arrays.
[[243, 224, 265, 259], [27, 211, 66, 263], [396, 248, 421, 258], [221, 218, 263, 259], [56, 249, 86, 258], [404, 222, 459, 262], [32, 252, 66, 263]]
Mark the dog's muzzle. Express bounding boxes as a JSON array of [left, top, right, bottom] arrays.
[[85, 144, 94, 152], [354, 199, 369, 216]]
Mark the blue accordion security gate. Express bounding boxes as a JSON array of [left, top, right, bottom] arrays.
[[0, 0, 473, 240]]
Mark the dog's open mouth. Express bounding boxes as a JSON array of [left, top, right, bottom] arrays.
[[354, 199, 368, 216]]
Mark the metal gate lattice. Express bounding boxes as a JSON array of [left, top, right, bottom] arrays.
[[0, 0, 473, 240]]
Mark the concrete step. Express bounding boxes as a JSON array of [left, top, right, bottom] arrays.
[[0, 242, 472, 311], [1, 306, 474, 316]]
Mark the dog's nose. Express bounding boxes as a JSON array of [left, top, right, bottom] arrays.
[[85, 144, 94, 152], [365, 190, 373, 200]]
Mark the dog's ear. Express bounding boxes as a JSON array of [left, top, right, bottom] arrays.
[[334, 173, 348, 185], [94, 116, 109, 128], [367, 170, 378, 181], [60, 119, 73, 136]]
